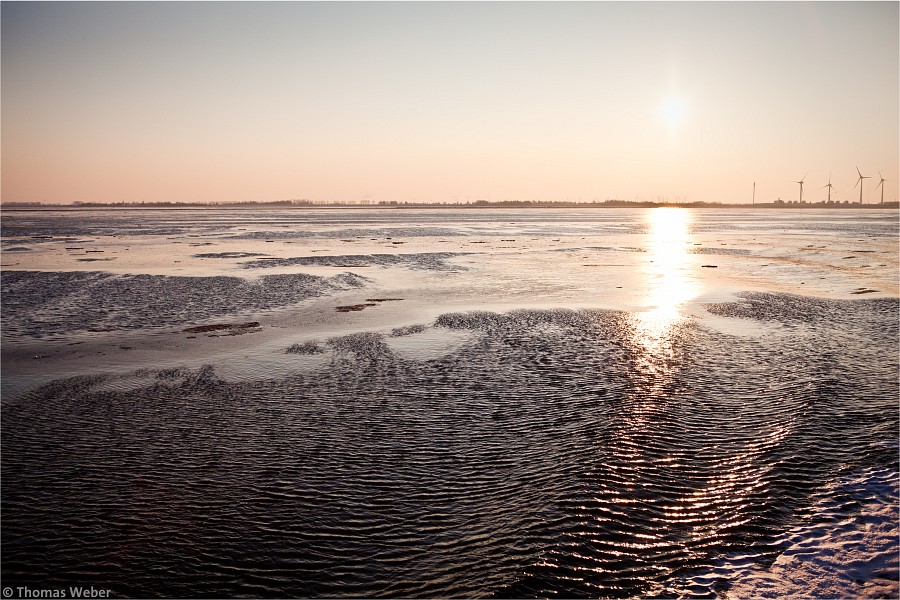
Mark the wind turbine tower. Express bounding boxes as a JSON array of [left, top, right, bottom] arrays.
[[876, 172, 888, 205], [822, 174, 835, 203], [855, 167, 871, 204], [795, 172, 807, 203]]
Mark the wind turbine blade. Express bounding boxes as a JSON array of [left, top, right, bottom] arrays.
[[857, 166, 863, 178]]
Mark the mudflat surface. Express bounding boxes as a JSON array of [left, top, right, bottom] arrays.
[[2, 207, 897, 598]]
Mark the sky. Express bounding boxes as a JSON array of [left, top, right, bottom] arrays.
[[2, 1, 898, 205]]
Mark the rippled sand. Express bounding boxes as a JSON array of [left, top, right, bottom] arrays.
[[2, 207, 898, 598]]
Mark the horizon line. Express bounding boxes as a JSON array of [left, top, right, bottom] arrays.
[[2, 199, 898, 210]]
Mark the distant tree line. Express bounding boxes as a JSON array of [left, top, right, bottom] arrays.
[[2, 199, 317, 208], [2, 198, 896, 209]]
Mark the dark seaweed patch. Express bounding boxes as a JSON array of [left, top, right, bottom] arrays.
[[183, 322, 260, 334], [335, 304, 377, 312], [192, 252, 268, 259]]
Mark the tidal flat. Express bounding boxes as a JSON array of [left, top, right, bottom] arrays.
[[1, 207, 897, 598]]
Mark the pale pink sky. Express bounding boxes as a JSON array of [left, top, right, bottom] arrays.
[[2, 2, 897, 204]]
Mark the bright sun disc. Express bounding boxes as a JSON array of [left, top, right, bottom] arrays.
[[660, 97, 686, 125]]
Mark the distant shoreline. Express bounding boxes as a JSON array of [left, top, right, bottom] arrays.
[[2, 200, 898, 210]]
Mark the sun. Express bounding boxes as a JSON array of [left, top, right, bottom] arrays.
[[660, 97, 686, 126]]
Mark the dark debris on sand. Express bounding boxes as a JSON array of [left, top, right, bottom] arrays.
[[183, 322, 261, 335], [192, 251, 269, 259], [336, 304, 377, 313]]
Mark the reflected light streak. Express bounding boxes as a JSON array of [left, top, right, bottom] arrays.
[[634, 207, 698, 360], [613, 208, 698, 440]]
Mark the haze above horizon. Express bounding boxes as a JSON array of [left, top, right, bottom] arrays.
[[2, 1, 897, 205]]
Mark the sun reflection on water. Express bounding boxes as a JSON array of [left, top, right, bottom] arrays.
[[622, 208, 697, 431], [634, 207, 698, 363], [585, 208, 717, 593]]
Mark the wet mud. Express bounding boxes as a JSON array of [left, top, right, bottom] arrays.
[[2, 208, 897, 598], [2, 296, 896, 598]]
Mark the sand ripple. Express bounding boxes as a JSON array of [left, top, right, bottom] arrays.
[[0, 270, 367, 340], [241, 252, 469, 271], [2, 295, 896, 597]]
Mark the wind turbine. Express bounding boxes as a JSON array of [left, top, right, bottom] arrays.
[[875, 171, 888, 205], [854, 167, 871, 204], [822, 174, 835, 203], [795, 172, 807, 203]]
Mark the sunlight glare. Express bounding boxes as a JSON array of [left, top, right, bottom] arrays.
[[633, 207, 698, 364], [644, 207, 696, 312], [660, 97, 686, 126]]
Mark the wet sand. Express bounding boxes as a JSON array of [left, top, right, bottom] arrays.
[[3, 208, 896, 349]]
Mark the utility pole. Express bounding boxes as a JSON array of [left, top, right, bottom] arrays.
[[752, 182, 755, 205]]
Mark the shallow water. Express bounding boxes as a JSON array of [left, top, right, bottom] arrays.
[[1, 207, 898, 598]]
